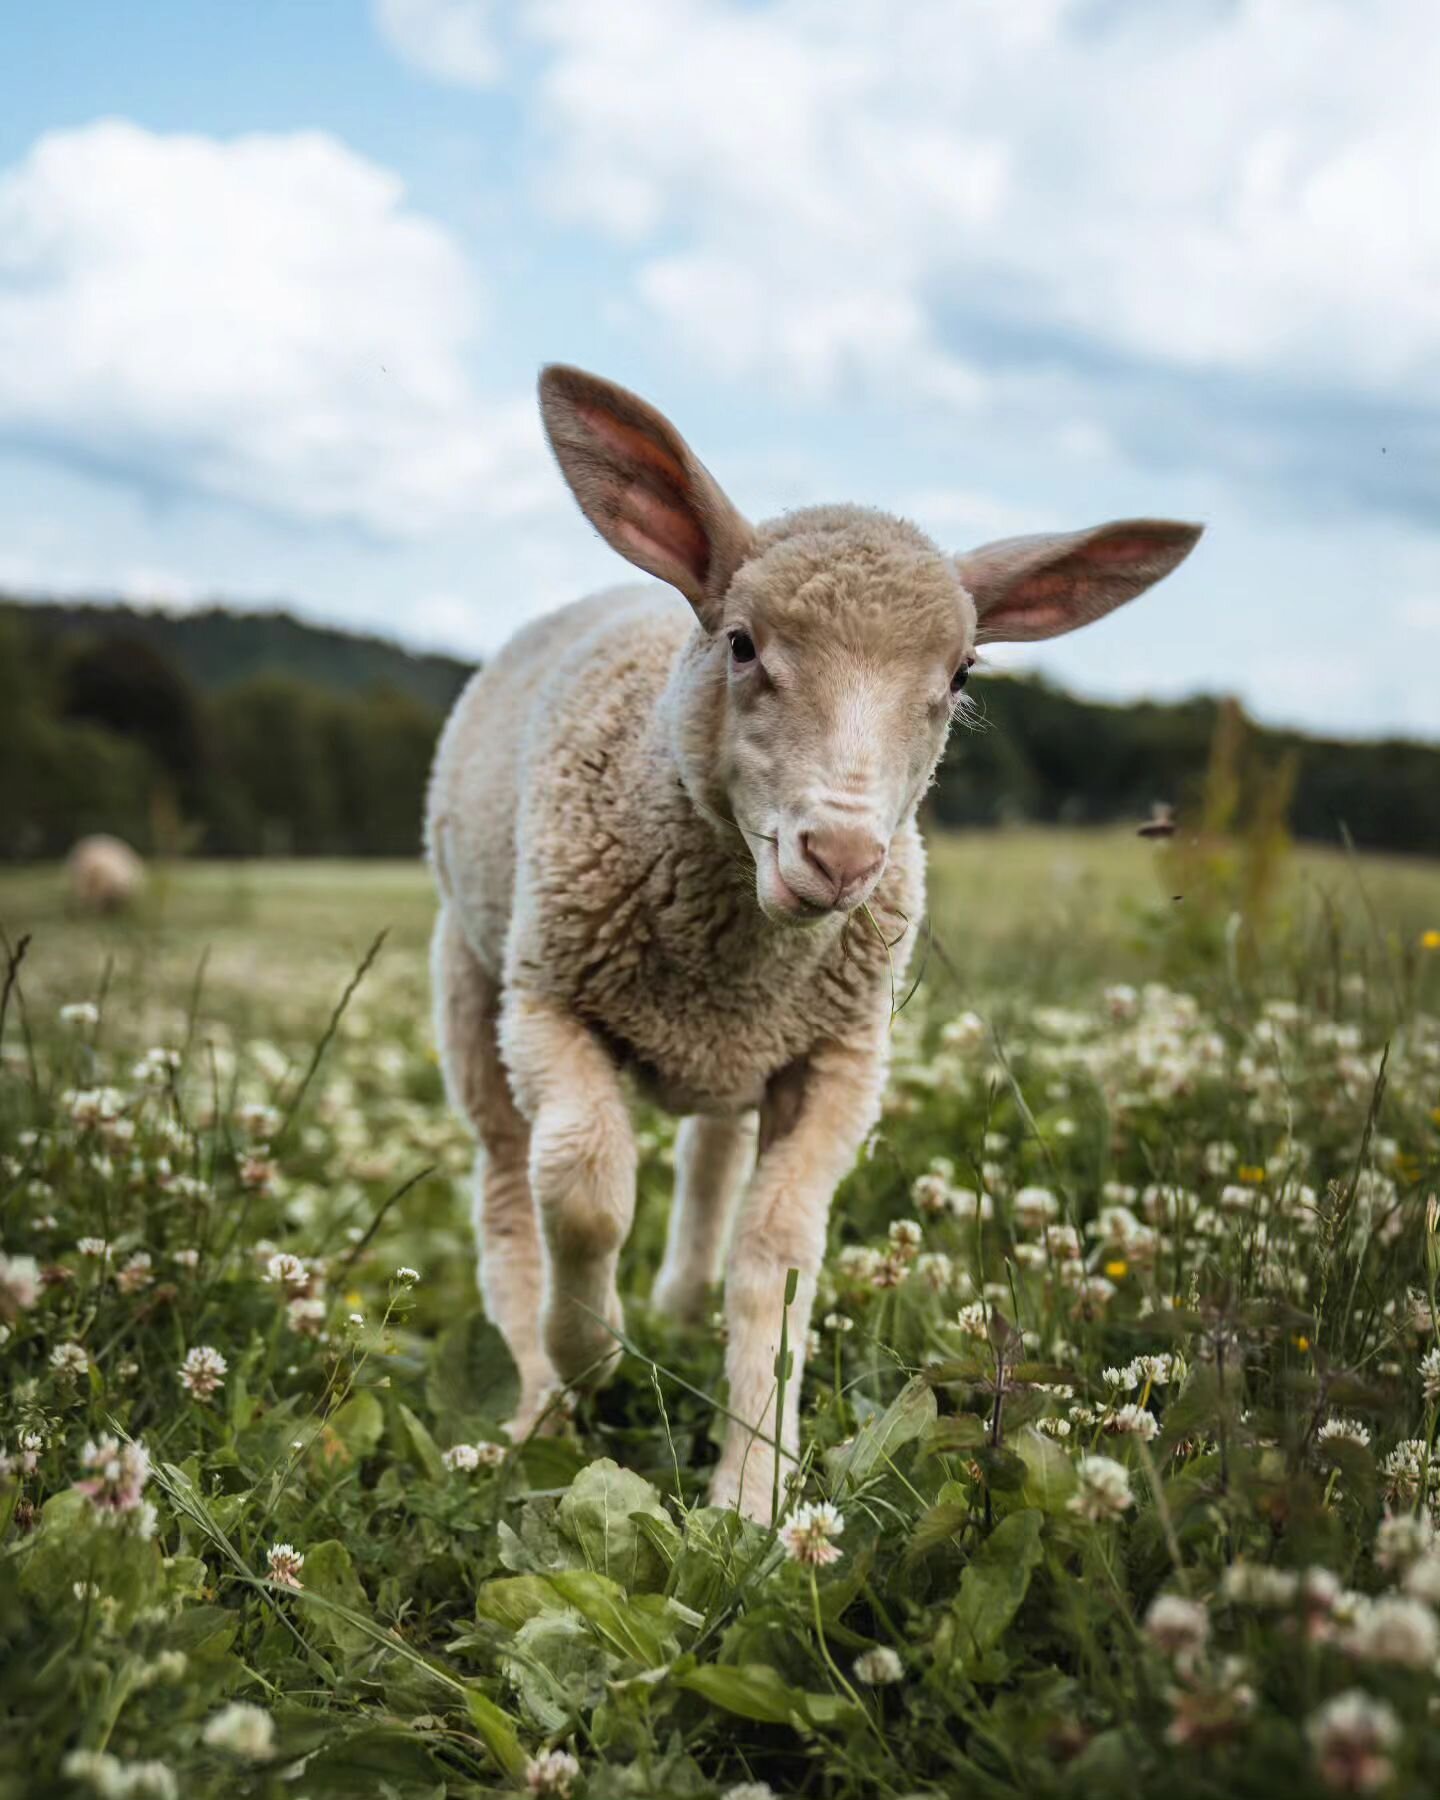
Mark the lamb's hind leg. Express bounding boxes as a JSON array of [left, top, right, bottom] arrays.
[[431, 908, 559, 1438], [652, 1112, 758, 1324]]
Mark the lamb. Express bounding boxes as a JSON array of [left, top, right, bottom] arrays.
[[425, 364, 1200, 1519], [66, 835, 146, 913]]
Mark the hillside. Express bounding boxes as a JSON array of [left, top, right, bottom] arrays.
[[0, 596, 473, 713]]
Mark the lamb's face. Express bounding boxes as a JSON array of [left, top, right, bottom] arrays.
[[715, 511, 973, 925]]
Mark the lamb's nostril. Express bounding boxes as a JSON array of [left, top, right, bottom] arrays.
[[800, 826, 886, 899]]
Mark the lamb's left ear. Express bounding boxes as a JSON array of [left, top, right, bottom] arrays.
[[956, 519, 1203, 643]]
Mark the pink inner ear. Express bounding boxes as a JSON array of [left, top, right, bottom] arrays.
[[576, 401, 687, 485], [617, 481, 710, 584], [1082, 534, 1164, 567]]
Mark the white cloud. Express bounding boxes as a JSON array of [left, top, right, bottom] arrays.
[[495, 0, 1440, 428], [373, 0, 501, 87], [0, 119, 547, 534]]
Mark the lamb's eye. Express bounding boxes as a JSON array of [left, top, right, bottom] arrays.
[[950, 663, 970, 694], [728, 630, 757, 665]]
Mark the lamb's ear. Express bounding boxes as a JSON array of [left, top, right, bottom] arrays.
[[956, 518, 1203, 643], [538, 364, 754, 627]]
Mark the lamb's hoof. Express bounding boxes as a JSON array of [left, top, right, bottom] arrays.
[[503, 1382, 574, 1444]]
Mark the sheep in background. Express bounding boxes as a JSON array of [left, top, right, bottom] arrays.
[[426, 364, 1201, 1519], [67, 835, 146, 914]]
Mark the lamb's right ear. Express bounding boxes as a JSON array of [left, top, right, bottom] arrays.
[[538, 364, 754, 628]]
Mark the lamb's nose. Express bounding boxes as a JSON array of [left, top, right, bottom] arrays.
[[800, 825, 886, 900]]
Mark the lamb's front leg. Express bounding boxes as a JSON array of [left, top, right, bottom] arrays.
[[500, 990, 637, 1389], [711, 1035, 888, 1522]]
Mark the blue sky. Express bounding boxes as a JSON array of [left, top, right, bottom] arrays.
[[2, 0, 1437, 739]]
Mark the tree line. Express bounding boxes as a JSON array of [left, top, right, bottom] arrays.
[[1, 601, 1437, 861]]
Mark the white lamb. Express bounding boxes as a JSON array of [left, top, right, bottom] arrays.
[[66, 835, 146, 913], [426, 364, 1200, 1519]]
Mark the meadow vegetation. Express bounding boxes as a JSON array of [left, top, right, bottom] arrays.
[[3, 828, 1440, 1798]]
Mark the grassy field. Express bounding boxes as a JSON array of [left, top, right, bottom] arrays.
[[3, 830, 1440, 1799]]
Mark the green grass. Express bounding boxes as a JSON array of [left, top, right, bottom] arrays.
[[3, 832, 1440, 1799]]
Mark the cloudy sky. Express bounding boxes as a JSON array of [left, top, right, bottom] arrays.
[[3, 1, 1437, 738]]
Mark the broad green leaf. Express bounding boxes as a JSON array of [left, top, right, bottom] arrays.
[[919, 1413, 987, 1459], [426, 1311, 520, 1438], [475, 1574, 564, 1633], [542, 1568, 672, 1665], [953, 1508, 1044, 1664], [673, 1660, 858, 1731], [1012, 1425, 1077, 1514], [298, 1539, 373, 1655], [557, 1459, 673, 1591], [830, 1376, 937, 1488], [907, 1500, 971, 1560], [397, 1402, 447, 1481], [503, 1611, 612, 1733], [330, 1389, 384, 1458]]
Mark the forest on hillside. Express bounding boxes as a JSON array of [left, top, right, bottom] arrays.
[[2, 597, 1438, 861]]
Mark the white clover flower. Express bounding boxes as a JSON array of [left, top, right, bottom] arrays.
[[203, 1701, 275, 1761], [1067, 1456, 1133, 1523], [525, 1749, 581, 1796], [852, 1645, 903, 1684], [823, 1311, 853, 1333], [50, 1341, 91, 1379], [1379, 1439, 1429, 1505], [62, 1751, 178, 1798], [1144, 1593, 1210, 1661], [1420, 1346, 1440, 1404], [395, 1265, 420, 1285], [76, 1237, 112, 1260], [265, 1251, 309, 1290], [887, 1218, 922, 1260], [1102, 1362, 1140, 1391], [443, 1441, 506, 1472], [1013, 1185, 1060, 1231], [911, 1173, 953, 1215], [75, 1434, 151, 1516], [178, 1345, 228, 1402], [1342, 1594, 1439, 1667], [1401, 1550, 1440, 1605], [267, 1543, 305, 1589], [1306, 1689, 1400, 1794], [1317, 1417, 1371, 1449], [1133, 1354, 1174, 1386], [954, 1302, 989, 1339], [1221, 1563, 1299, 1608], [59, 1001, 101, 1029], [132, 1047, 181, 1088], [0, 1250, 40, 1320], [235, 1101, 282, 1143], [1106, 1404, 1160, 1442], [172, 1248, 200, 1269], [778, 1500, 845, 1566], [116, 1251, 154, 1295], [913, 1251, 954, 1292]]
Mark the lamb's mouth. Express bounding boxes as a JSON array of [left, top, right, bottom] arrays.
[[758, 842, 838, 925]]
